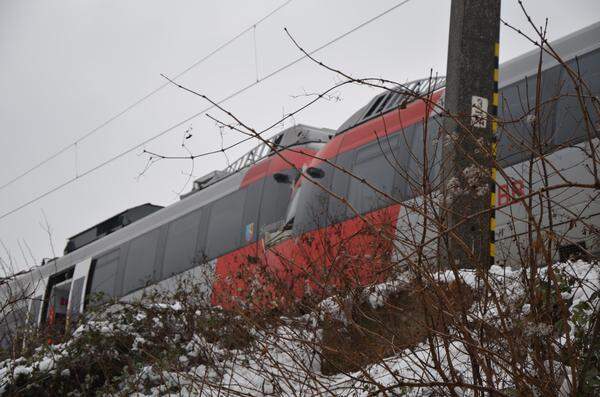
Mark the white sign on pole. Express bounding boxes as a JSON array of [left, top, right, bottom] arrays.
[[471, 96, 489, 128]]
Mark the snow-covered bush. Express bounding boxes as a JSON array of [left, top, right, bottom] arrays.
[[0, 260, 596, 396]]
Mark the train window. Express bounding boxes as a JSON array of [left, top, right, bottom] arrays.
[[194, 208, 211, 260], [162, 209, 202, 279], [292, 163, 334, 234], [426, 118, 444, 188], [375, 93, 393, 114], [241, 180, 263, 244], [555, 49, 600, 147], [406, 122, 425, 194], [259, 168, 298, 236], [393, 123, 418, 200], [497, 65, 561, 166], [327, 151, 355, 224], [268, 134, 284, 155], [363, 94, 386, 120], [406, 120, 443, 195], [347, 139, 397, 215], [496, 81, 527, 166], [88, 249, 120, 302], [205, 189, 247, 259], [28, 298, 42, 326], [384, 92, 401, 111], [0, 304, 27, 350], [122, 229, 159, 295]]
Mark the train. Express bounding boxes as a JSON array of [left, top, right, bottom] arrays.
[[1, 21, 599, 346]]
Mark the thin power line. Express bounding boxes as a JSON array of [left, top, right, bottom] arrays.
[[0, 0, 294, 194], [0, 0, 414, 222]]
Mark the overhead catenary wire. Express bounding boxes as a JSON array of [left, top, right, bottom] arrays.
[[0, 0, 414, 222], [0, 0, 294, 194]]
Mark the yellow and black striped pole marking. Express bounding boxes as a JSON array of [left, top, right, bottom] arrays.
[[490, 42, 500, 267]]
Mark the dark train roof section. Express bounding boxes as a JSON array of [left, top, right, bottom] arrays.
[[336, 77, 446, 135], [64, 203, 163, 255], [336, 21, 600, 136]]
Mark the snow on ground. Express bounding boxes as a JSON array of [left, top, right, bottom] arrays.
[[0, 260, 597, 396]]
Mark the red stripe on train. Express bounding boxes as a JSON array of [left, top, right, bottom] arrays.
[[240, 148, 318, 188], [211, 204, 401, 310], [312, 91, 443, 165]]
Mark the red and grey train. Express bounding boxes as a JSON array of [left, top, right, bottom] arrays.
[[1, 21, 599, 343]]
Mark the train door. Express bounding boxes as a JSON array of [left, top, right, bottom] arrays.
[[42, 259, 91, 340], [66, 258, 92, 322], [43, 268, 74, 340], [43, 258, 92, 335], [46, 278, 71, 334]]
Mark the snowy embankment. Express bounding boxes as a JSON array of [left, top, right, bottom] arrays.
[[0, 260, 598, 396]]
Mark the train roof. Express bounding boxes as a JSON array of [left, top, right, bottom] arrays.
[[64, 203, 164, 255], [336, 76, 446, 134], [500, 20, 600, 87], [337, 20, 600, 135], [11, 124, 332, 284], [181, 124, 334, 198]]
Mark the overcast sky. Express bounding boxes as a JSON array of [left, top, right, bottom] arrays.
[[0, 0, 599, 274]]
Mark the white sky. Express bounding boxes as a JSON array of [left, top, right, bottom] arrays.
[[1, 0, 599, 274]]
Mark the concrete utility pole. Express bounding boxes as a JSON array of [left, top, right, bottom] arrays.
[[442, 0, 501, 269]]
